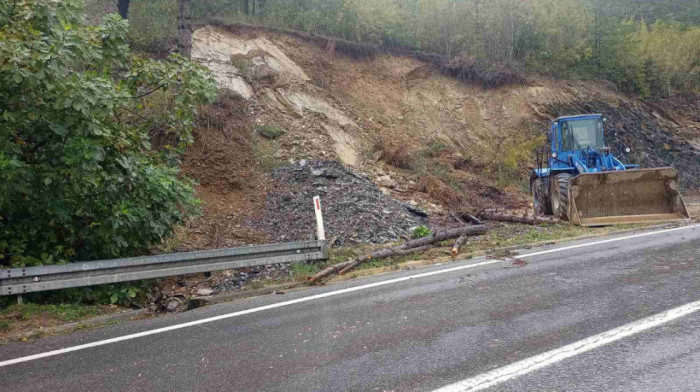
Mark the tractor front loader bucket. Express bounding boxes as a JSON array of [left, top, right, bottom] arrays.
[[569, 168, 690, 226]]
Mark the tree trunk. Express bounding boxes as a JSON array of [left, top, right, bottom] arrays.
[[452, 211, 483, 226], [403, 225, 488, 250], [309, 225, 488, 282], [244, 0, 250, 15], [478, 209, 559, 225], [338, 245, 433, 275], [451, 235, 469, 258], [117, 0, 130, 19], [178, 0, 192, 58]]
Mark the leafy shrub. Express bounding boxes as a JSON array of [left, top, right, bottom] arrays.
[[412, 226, 431, 239], [44, 281, 159, 306], [439, 56, 526, 89], [0, 0, 217, 267]]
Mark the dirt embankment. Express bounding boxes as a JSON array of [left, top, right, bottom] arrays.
[[170, 24, 700, 252]]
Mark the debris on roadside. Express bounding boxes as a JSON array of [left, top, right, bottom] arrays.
[[512, 258, 527, 267], [477, 208, 560, 225], [251, 161, 428, 246], [309, 224, 489, 282]]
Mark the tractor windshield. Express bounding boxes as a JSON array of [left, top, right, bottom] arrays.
[[561, 118, 605, 151]]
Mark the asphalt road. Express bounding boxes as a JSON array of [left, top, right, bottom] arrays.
[[1, 224, 699, 391]]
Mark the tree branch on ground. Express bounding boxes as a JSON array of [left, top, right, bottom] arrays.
[[477, 209, 560, 225], [309, 225, 488, 282]]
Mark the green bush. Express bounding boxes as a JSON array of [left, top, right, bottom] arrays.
[[0, 0, 217, 267], [412, 226, 431, 239]]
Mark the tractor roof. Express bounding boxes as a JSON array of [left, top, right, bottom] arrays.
[[555, 114, 602, 122]]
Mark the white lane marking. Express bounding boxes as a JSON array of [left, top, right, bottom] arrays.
[[1, 224, 697, 368], [518, 224, 697, 259], [432, 299, 700, 392]]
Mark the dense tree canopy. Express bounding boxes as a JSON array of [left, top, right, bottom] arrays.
[[0, 0, 217, 267], [139, 0, 697, 96]]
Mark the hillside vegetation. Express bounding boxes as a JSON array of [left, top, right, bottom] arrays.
[[87, 0, 700, 98]]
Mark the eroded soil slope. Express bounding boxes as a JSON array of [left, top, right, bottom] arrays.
[[172, 25, 700, 252]]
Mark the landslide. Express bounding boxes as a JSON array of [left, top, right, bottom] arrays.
[[172, 24, 700, 252]]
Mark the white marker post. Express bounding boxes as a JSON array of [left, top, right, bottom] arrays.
[[313, 196, 326, 241]]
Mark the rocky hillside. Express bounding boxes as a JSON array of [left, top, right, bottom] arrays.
[[171, 24, 700, 252]]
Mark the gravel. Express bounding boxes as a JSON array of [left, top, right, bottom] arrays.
[[250, 161, 427, 246]]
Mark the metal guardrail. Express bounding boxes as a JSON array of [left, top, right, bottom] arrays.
[[0, 240, 328, 297]]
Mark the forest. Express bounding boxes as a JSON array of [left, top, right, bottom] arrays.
[[111, 0, 700, 98]]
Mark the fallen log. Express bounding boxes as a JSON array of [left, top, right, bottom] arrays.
[[477, 209, 559, 225], [452, 211, 483, 226], [338, 245, 433, 275], [403, 225, 488, 250], [451, 234, 469, 258], [462, 214, 483, 225], [309, 225, 488, 282]]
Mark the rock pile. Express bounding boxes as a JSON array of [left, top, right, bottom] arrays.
[[251, 161, 427, 246]]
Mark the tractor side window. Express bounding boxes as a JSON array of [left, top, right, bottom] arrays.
[[561, 122, 573, 151]]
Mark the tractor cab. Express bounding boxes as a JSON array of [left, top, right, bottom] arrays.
[[548, 114, 635, 175]]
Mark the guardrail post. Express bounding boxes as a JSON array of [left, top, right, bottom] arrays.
[[17, 294, 23, 305]]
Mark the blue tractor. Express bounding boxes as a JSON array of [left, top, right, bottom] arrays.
[[530, 114, 689, 226]]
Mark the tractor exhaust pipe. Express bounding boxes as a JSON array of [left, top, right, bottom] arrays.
[[569, 168, 690, 226]]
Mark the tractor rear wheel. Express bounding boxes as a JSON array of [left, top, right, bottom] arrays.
[[531, 177, 552, 216], [551, 173, 573, 221]]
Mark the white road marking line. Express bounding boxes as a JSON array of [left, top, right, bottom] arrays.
[[517, 224, 697, 259], [432, 299, 700, 392], [0, 224, 697, 368]]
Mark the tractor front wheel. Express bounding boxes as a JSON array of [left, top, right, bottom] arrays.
[[531, 177, 552, 216], [551, 173, 573, 221]]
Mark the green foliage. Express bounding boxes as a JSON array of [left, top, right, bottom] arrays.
[[0, 0, 217, 267], [412, 226, 431, 239], [291, 261, 320, 281], [254, 125, 285, 140], [84, 0, 700, 96], [126, 0, 180, 53], [422, 141, 447, 158]]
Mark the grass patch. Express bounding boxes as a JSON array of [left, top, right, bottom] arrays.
[[254, 125, 285, 140], [230, 56, 253, 73], [1, 303, 104, 323], [422, 141, 447, 158], [0, 303, 119, 340], [252, 137, 284, 173], [291, 262, 322, 282]]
